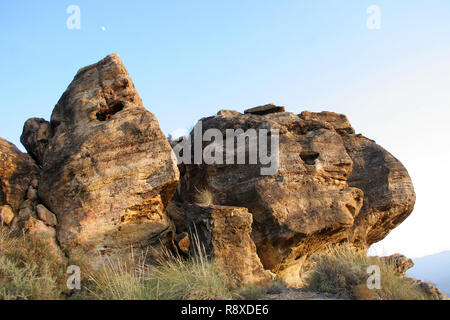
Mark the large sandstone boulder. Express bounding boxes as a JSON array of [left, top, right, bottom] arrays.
[[176, 107, 415, 286], [22, 54, 179, 266]]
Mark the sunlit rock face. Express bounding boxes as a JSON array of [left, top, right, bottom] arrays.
[[0, 137, 39, 214], [22, 54, 179, 266]]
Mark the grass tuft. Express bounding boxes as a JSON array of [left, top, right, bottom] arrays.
[[194, 188, 215, 206]]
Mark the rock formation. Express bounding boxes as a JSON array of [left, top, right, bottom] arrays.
[[175, 106, 415, 286], [381, 253, 415, 274], [21, 54, 179, 266], [379, 253, 448, 300], [0, 54, 419, 289]]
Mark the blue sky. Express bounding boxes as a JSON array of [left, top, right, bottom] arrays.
[[1, 1, 449, 258]]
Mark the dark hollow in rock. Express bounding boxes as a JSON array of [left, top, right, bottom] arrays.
[[300, 151, 320, 165], [96, 101, 125, 121]]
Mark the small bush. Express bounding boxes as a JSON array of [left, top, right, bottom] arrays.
[[306, 244, 428, 300], [237, 285, 268, 300], [266, 278, 287, 295], [194, 188, 214, 206]]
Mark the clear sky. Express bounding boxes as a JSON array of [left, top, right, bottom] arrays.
[[1, 1, 449, 258]]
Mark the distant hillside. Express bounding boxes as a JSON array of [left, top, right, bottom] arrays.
[[407, 251, 450, 295]]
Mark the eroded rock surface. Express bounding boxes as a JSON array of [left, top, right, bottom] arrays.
[[0, 138, 39, 214], [23, 54, 179, 266], [176, 107, 415, 286], [342, 134, 416, 247]]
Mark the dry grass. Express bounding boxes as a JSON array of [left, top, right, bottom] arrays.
[[10, 227, 427, 301], [86, 234, 233, 300], [306, 244, 428, 300], [237, 284, 268, 300], [0, 228, 68, 300], [194, 188, 214, 206], [0, 227, 233, 300]]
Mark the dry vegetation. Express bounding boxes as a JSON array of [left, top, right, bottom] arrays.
[[194, 188, 215, 206], [0, 228, 433, 300], [85, 236, 233, 300], [0, 228, 235, 300], [305, 244, 429, 300], [0, 228, 67, 300]]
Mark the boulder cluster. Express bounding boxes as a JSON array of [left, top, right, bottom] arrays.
[[1, 54, 417, 287]]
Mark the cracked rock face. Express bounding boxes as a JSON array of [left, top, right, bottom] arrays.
[[22, 54, 179, 266], [177, 108, 415, 286]]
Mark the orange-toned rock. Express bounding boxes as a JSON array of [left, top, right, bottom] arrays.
[[0, 205, 15, 225], [0, 138, 39, 214], [175, 232, 190, 255]]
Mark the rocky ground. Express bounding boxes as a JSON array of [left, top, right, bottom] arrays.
[[264, 289, 347, 300]]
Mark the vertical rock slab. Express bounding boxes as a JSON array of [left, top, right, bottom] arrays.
[[37, 54, 179, 266], [183, 204, 272, 288]]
